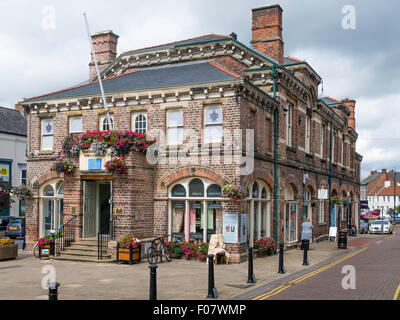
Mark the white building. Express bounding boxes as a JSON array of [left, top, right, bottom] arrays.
[[0, 106, 27, 217], [368, 179, 400, 212]]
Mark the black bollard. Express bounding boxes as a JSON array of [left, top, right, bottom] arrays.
[[48, 282, 60, 300], [278, 242, 285, 274], [149, 264, 158, 300], [247, 247, 256, 283], [207, 254, 218, 298], [302, 240, 309, 266]]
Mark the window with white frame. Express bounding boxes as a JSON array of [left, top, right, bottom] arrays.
[[41, 119, 54, 150], [341, 135, 344, 165], [319, 201, 324, 223], [332, 130, 336, 162], [69, 116, 82, 133], [167, 109, 183, 145], [204, 106, 222, 143], [285, 105, 293, 147], [132, 112, 147, 134], [320, 124, 325, 158], [99, 115, 114, 131], [305, 116, 311, 153]]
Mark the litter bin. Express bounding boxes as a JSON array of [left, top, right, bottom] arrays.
[[338, 230, 347, 249]]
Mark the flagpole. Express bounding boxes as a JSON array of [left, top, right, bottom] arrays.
[[83, 13, 111, 125]]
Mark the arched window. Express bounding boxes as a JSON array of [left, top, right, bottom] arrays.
[[100, 115, 114, 131], [133, 113, 147, 134], [168, 177, 222, 242], [40, 179, 64, 237], [247, 180, 271, 242], [284, 184, 297, 243], [189, 179, 204, 197]]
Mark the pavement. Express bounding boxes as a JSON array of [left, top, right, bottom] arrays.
[[0, 232, 391, 300]]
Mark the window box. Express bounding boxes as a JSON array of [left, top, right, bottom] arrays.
[[116, 242, 141, 264], [0, 243, 18, 261]]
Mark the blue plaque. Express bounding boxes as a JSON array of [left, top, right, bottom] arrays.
[[88, 158, 101, 170]]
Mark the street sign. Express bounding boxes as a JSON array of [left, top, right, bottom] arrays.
[[360, 200, 368, 209]]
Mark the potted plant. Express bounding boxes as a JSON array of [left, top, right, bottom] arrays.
[[116, 233, 141, 264], [197, 242, 208, 262], [222, 184, 246, 203], [0, 238, 18, 261], [331, 196, 341, 205], [38, 235, 55, 258], [51, 157, 75, 174]]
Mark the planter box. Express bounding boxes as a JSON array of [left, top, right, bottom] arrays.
[[116, 242, 141, 264], [39, 241, 55, 258], [0, 244, 18, 261]]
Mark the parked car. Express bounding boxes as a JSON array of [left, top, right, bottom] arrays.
[[4, 217, 25, 239], [359, 219, 369, 234], [393, 216, 400, 224], [369, 220, 393, 234], [0, 216, 13, 232]]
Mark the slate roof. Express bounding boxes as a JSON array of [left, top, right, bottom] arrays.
[[24, 60, 241, 103], [284, 56, 304, 66], [123, 34, 230, 56], [0, 106, 27, 136], [320, 96, 342, 105], [361, 173, 381, 185]]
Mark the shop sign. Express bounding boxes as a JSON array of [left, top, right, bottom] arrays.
[[0, 163, 10, 182], [172, 202, 185, 209], [240, 213, 247, 243], [207, 202, 221, 209], [79, 150, 111, 171], [190, 203, 203, 209], [223, 214, 238, 243]]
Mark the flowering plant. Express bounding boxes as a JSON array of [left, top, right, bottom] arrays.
[[331, 196, 341, 205], [197, 241, 209, 261], [119, 233, 140, 249], [180, 241, 199, 259], [222, 184, 246, 203], [253, 237, 276, 256], [38, 236, 52, 246], [105, 157, 127, 174], [10, 185, 32, 200], [341, 197, 349, 205], [0, 238, 14, 246], [51, 157, 75, 174], [60, 130, 156, 157]]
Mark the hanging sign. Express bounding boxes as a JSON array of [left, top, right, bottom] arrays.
[[318, 189, 328, 200], [223, 214, 238, 243], [190, 202, 203, 209], [0, 163, 10, 182], [208, 202, 221, 209], [240, 213, 247, 243], [172, 202, 185, 209]]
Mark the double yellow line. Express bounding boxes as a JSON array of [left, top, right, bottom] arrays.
[[253, 246, 369, 300], [394, 284, 400, 300]]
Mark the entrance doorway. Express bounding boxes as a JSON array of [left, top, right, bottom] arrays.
[[83, 181, 111, 238]]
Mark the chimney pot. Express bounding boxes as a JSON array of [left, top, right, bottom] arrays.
[[382, 169, 387, 173], [89, 30, 119, 81], [251, 4, 284, 65]]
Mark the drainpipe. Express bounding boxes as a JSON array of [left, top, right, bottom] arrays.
[[328, 118, 333, 227], [273, 67, 279, 244]]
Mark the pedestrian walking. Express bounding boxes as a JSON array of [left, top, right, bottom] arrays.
[[301, 217, 313, 244]]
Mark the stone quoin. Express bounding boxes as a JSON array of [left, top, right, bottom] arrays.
[[20, 4, 361, 263]]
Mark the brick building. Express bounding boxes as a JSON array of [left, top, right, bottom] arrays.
[[20, 4, 361, 262]]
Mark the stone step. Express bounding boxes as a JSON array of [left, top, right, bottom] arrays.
[[63, 245, 102, 252], [51, 255, 115, 263], [62, 249, 109, 257]]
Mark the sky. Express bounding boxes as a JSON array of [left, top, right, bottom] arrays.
[[0, 0, 399, 180]]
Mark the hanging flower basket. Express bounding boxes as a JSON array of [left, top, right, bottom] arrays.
[[51, 157, 75, 174], [105, 157, 128, 174], [341, 197, 349, 205], [222, 184, 245, 203], [10, 185, 32, 200], [331, 196, 341, 205]]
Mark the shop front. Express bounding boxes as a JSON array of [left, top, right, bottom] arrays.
[[168, 177, 223, 242]]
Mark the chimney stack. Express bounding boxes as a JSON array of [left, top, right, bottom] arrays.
[[341, 99, 356, 130], [89, 30, 119, 81], [382, 169, 387, 173], [251, 5, 284, 65]]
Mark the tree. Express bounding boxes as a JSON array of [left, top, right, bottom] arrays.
[[0, 183, 14, 211]]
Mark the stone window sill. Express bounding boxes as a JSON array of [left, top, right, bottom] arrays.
[[38, 150, 55, 155], [305, 153, 314, 159], [286, 146, 296, 153]]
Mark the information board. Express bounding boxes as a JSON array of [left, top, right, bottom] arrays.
[[223, 214, 238, 244]]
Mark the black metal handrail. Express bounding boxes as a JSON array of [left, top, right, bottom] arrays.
[[97, 216, 117, 260], [54, 215, 80, 256]]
